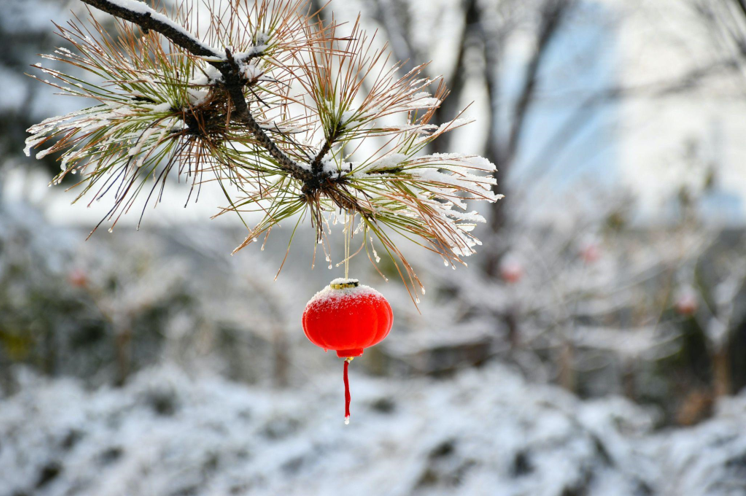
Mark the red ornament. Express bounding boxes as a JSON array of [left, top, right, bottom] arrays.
[[68, 268, 88, 288], [500, 259, 523, 284], [302, 278, 393, 423], [675, 290, 698, 316], [580, 241, 601, 264]]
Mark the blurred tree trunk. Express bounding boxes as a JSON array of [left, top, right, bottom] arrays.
[[430, 0, 480, 155], [558, 339, 575, 392], [115, 323, 132, 387], [272, 325, 289, 388], [622, 358, 636, 401], [486, 0, 573, 277], [730, 319, 746, 393], [712, 346, 731, 397], [371, 0, 575, 253]]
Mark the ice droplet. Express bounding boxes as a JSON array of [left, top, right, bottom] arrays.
[[108, 227, 113, 233], [444, 260, 449, 266], [344, 416, 350, 425], [328, 264, 332, 269]]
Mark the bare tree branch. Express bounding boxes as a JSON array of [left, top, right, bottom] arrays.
[[80, 0, 221, 58], [431, 0, 480, 154], [373, 0, 417, 75], [504, 0, 574, 168]]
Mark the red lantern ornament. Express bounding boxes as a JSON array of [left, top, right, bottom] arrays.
[[675, 288, 698, 316], [580, 240, 601, 264], [499, 258, 523, 284], [302, 278, 393, 424]]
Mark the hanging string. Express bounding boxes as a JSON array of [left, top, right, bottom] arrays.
[[341, 214, 354, 425], [343, 357, 352, 424], [344, 212, 353, 280]]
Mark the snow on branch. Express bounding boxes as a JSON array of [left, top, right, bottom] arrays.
[[25, 0, 501, 301], [81, 0, 224, 59], [78, 0, 306, 180]]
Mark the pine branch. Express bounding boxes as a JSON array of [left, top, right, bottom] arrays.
[[79, 0, 311, 182], [311, 122, 340, 174], [222, 48, 312, 182], [27, 0, 501, 304]]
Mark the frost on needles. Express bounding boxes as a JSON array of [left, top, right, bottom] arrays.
[[24, 0, 502, 299]]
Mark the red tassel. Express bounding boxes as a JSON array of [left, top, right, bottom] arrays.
[[343, 358, 351, 424]]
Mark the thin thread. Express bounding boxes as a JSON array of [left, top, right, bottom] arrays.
[[344, 212, 353, 279]]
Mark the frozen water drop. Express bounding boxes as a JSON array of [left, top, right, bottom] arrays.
[[108, 227, 113, 233], [344, 416, 350, 425], [328, 264, 332, 269], [444, 260, 449, 266]]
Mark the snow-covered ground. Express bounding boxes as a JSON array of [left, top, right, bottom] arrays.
[[2, 362, 746, 496]]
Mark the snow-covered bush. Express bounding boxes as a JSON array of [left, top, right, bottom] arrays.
[[2, 361, 746, 496]]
